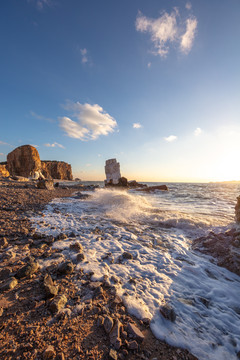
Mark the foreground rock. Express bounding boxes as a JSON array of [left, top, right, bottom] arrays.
[[37, 179, 54, 190]]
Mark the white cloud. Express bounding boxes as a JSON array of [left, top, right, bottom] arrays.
[[59, 102, 117, 141], [147, 62, 152, 68], [30, 111, 55, 123], [180, 17, 197, 53], [80, 48, 88, 64], [194, 127, 202, 136], [164, 135, 177, 142], [133, 123, 142, 129], [185, 2, 192, 10], [136, 8, 197, 57], [44, 142, 65, 149]]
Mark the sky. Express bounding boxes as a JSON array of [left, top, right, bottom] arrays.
[[0, 0, 240, 182]]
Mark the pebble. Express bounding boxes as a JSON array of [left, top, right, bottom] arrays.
[[49, 294, 67, 313], [43, 345, 56, 359], [104, 316, 114, 333], [43, 274, 58, 298], [58, 261, 74, 275]]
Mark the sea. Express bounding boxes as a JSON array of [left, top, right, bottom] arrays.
[[32, 182, 240, 360]]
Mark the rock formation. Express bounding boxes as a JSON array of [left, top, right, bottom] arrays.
[[0, 163, 10, 177], [41, 161, 73, 180], [235, 196, 240, 223], [7, 145, 42, 178], [105, 159, 121, 185], [6, 145, 73, 180]]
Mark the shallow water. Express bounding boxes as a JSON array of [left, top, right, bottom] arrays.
[[32, 182, 240, 360]]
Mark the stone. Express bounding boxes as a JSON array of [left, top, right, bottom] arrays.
[[16, 261, 39, 279], [104, 316, 114, 333], [109, 348, 118, 360], [69, 242, 83, 252], [43, 274, 58, 298], [37, 179, 54, 190], [235, 196, 240, 223], [127, 323, 145, 343], [43, 345, 56, 359], [0, 164, 10, 177], [49, 294, 67, 313], [0, 237, 8, 249], [159, 304, 176, 322], [0, 277, 18, 292], [137, 185, 169, 192], [58, 261, 74, 275], [76, 253, 85, 262], [7, 145, 42, 178], [105, 158, 121, 185], [122, 252, 133, 260], [109, 320, 122, 350], [56, 233, 68, 240], [128, 340, 138, 350], [41, 161, 73, 180]]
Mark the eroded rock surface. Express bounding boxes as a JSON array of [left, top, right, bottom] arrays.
[[7, 145, 42, 178]]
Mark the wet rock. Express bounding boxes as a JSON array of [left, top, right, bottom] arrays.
[[109, 348, 118, 360], [104, 316, 114, 333], [37, 179, 54, 190], [16, 260, 39, 279], [122, 252, 133, 260], [56, 233, 68, 240], [43, 345, 56, 359], [69, 242, 83, 252], [49, 294, 67, 313], [76, 252, 85, 262], [58, 261, 74, 275], [0, 268, 11, 281], [127, 323, 145, 343], [43, 274, 58, 298], [0, 237, 8, 249], [0, 277, 18, 292], [128, 340, 138, 350], [110, 320, 122, 350], [159, 304, 176, 322]]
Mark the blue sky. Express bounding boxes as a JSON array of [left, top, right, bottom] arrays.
[[1, 0, 240, 182]]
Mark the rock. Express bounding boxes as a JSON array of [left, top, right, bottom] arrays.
[[105, 158, 121, 185], [76, 253, 85, 262], [41, 161, 73, 180], [109, 320, 122, 350], [122, 252, 133, 260], [0, 237, 8, 249], [0, 277, 18, 292], [43, 345, 56, 359], [127, 323, 145, 343], [128, 180, 147, 188], [159, 304, 176, 322], [56, 233, 68, 240], [7, 145, 42, 178], [235, 196, 240, 223], [128, 340, 138, 350], [49, 294, 67, 313], [109, 348, 118, 360], [37, 179, 54, 190], [58, 261, 74, 275], [69, 242, 83, 252], [0, 307, 3, 317], [137, 185, 169, 192], [0, 164, 10, 177], [16, 261, 39, 279], [104, 316, 114, 333], [43, 274, 58, 298]]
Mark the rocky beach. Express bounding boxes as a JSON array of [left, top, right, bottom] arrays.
[[0, 177, 198, 360]]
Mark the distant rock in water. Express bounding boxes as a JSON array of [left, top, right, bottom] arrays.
[[5, 145, 73, 180]]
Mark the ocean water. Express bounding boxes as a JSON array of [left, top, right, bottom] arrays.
[[32, 182, 240, 360]]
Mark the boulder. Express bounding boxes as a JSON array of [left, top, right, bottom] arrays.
[[37, 179, 54, 190], [41, 161, 73, 180], [0, 163, 10, 177], [7, 145, 42, 178]]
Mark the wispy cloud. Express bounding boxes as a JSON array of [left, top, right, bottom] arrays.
[[147, 62, 151, 68], [28, 0, 52, 11], [185, 2, 192, 10], [164, 135, 177, 142], [136, 7, 197, 57], [133, 123, 142, 129], [194, 127, 202, 136], [30, 111, 55, 123], [0, 140, 11, 146], [44, 142, 65, 149], [59, 101, 117, 141], [79, 48, 89, 64]]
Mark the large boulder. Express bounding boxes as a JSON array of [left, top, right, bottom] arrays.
[[41, 161, 73, 180], [7, 145, 41, 178]]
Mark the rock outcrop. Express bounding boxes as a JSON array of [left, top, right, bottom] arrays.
[[7, 145, 42, 178], [6, 145, 73, 180], [235, 196, 240, 223], [0, 163, 10, 177], [41, 161, 73, 180], [105, 159, 121, 185]]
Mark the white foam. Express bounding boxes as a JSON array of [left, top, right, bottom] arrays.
[[31, 188, 240, 360]]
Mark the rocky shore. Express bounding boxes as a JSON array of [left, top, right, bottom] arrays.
[[0, 178, 197, 360]]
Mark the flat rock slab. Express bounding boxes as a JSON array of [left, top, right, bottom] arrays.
[[127, 323, 145, 343]]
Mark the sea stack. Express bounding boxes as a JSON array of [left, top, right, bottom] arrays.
[[105, 158, 121, 185]]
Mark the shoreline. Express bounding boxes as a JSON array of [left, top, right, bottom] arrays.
[[0, 178, 197, 360]]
